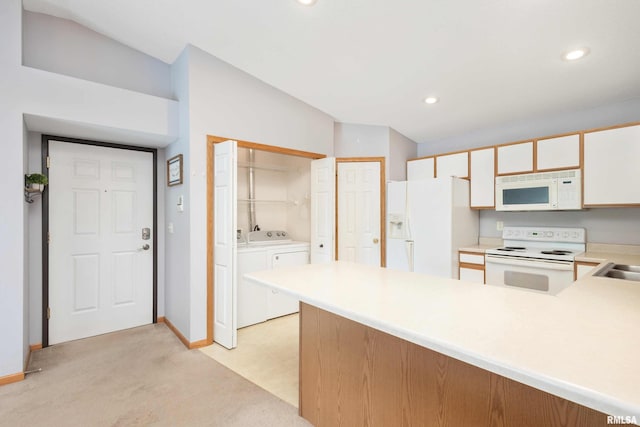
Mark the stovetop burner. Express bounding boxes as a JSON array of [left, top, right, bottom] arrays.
[[540, 250, 573, 255]]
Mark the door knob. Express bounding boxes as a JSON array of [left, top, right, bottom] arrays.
[[373, 238, 379, 244], [140, 244, 150, 251], [319, 243, 324, 248]]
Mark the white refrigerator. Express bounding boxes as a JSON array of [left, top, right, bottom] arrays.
[[386, 177, 479, 278]]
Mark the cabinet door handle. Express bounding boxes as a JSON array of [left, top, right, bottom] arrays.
[[319, 243, 324, 248]]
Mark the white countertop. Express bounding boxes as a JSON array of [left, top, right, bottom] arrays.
[[458, 244, 497, 254], [245, 261, 640, 419]]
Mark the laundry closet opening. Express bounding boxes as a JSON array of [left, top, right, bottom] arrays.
[[206, 136, 326, 348]]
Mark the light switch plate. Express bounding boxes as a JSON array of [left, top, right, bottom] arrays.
[[496, 221, 504, 231], [177, 195, 184, 212]]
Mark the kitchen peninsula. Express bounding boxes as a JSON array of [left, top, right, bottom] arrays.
[[245, 261, 640, 427]]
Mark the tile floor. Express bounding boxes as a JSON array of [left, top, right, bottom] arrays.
[[200, 313, 299, 406]]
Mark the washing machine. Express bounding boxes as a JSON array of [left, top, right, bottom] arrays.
[[236, 230, 310, 328]]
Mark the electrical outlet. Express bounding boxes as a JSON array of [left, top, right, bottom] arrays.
[[496, 221, 504, 231]]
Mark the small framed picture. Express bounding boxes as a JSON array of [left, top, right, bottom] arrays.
[[167, 154, 183, 186]]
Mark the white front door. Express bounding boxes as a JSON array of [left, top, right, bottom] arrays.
[[213, 140, 237, 349], [310, 157, 335, 264], [337, 162, 381, 266], [48, 141, 154, 345]]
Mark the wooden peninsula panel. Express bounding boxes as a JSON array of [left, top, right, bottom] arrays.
[[299, 303, 608, 427]]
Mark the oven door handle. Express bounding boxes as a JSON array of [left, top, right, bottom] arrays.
[[485, 255, 573, 271]]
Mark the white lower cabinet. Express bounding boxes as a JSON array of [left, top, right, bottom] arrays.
[[237, 250, 269, 329], [268, 250, 309, 318], [574, 261, 600, 281], [459, 267, 485, 283], [458, 251, 485, 284], [237, 244, 309, 328]]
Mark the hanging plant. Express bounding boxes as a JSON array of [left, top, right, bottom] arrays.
[[25, 173, 48, 191]]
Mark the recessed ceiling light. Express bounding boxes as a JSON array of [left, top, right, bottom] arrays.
[[424, 96, 439, 105], [296, 0, 318, 5], [563, 47, 590, 61]]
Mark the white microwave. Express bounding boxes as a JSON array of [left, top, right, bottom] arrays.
[[495, 169, 582, 211]]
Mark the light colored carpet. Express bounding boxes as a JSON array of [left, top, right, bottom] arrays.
[[199, 314, 299, 407], [0, 323, 311, 427]]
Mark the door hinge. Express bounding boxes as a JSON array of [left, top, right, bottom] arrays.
[[47, 307, 51, 319], [46, 156, 51, 169], [47, 232, 51, 244]]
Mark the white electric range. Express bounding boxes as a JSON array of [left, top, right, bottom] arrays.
[[485, 226, 586, 295]]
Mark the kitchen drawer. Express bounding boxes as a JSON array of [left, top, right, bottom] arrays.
[[459, 252, 485, 265]]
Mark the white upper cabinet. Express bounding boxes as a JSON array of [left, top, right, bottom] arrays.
[[469, 148, 495, 208], [583, 124, 640, 206], [436, 151, 469, 178], [536, 134, 580, 171], [497, 141, 533, 175], [407, 157, 435, 180]]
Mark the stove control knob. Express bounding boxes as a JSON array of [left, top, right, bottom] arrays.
[[282, 231, 287, 237], [276, 232, 281, 237], [545, 231, 553, 237], [267, 231, 273, 237]]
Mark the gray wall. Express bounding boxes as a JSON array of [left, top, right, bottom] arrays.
[[418, 98, 640, 157], [23, 121, 29, 367], [334, 123, 418, 181], [389, 128, 417, 181], [480, 208, 640, 245], [163, 45, 335, 341], [334, 123, 389, 158], [22, 10, 173, 99], [163, 48, 191, 337]]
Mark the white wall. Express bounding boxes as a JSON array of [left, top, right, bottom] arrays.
[[23, 11, 172, 99], [169, 45, 334, 342], [388, 128, 417, 181], [0, 0, 177, 378]]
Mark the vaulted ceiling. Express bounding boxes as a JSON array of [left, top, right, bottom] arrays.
[[23, 0, 640, 145]]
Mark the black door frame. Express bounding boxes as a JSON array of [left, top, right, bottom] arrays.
[[41, 135, 158, 347]]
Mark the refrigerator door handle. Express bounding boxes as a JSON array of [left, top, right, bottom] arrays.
[[405, 240, 414, 272]]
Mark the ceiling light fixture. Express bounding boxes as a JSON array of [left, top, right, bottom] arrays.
[[296, 0, 318, 5], [563, 47, 590, 61], [424, 96, 439, 105]]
